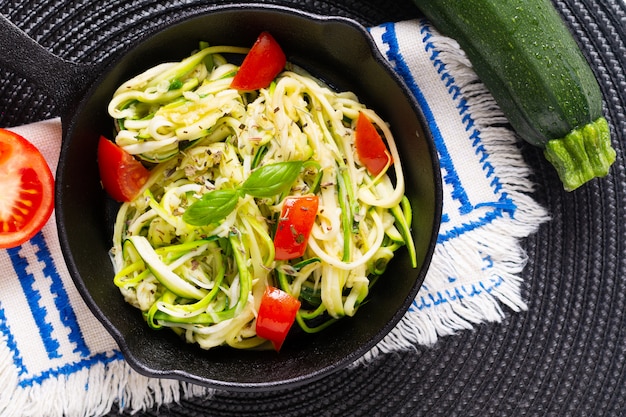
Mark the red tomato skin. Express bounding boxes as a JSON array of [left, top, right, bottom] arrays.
[[354, 112, 393, 176], [230, 32, 287, 91], [97, 136, 150, 202], [274, 195, 319, 260], [0, 129, 54, 249], [256, 286, 301, 351]]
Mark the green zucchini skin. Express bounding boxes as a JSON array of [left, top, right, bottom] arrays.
[[412, 0, 616, 191]]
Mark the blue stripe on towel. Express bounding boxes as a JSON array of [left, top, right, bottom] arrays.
[[379, 22, 473, 220], [379, 21, 517, 247], [17, 351, 124, 388], [31, 232, 91, 357], [4, 231, 123, 387], [0, 304, 26, 376], [411, 275, 505, 310], [8, 238, 61, 360], [0, 273, 124, 388], [8, 232, 90, 359]]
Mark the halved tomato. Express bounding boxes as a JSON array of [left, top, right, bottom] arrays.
[[97, 136, 151, 202], [0, 129, 55, 249]]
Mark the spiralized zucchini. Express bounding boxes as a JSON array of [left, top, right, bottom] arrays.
[[109, 42, 417, 350]]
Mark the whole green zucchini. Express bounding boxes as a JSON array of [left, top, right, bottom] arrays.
[[412, 0, 616, 191]]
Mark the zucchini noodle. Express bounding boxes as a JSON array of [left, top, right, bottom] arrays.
[[109, 41, 417, 350]]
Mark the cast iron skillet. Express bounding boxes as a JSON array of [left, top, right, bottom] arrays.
[[0, 3, 442, 391]]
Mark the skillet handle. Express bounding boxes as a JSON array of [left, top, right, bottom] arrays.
[[0, 13, 94, 115]]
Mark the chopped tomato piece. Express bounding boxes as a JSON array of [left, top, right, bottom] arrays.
[[354, 112, 393, 175], [0, 129, 54, 249], [274, 195, 318, 260], [230, 31, 286, 90], [97, 136, 150, 202], [256, 286, 301, 351]]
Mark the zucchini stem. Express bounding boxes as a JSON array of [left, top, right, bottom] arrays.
[[544, 117, 616, 191]]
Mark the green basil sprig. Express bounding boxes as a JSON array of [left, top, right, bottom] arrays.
[[183, 161, 304, 226], [240, 160, 304, 197], [182, 189, 240, 226]]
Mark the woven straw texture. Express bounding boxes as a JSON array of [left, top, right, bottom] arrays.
[[1, 0, 625, 415]]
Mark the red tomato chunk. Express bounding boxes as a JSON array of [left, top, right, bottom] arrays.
[[354, 112, 393, 175], [230, 31, 287, 91], [97, 136, 151, 202], [274, 195, 319, 260], [256, 286, 301, 351]]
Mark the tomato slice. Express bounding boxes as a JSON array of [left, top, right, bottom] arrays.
[[0, 129, 54, 249], [354, 112, 393, 175], [230, 31, 287, 91], [97, 136, 150, 202], [274, 195, 319, 260], [256, 286, 301, 351]]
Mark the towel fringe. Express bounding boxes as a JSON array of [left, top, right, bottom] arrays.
[[0, 337, 212, 417]]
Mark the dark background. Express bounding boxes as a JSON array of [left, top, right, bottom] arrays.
[[1, 0, 625, 415]]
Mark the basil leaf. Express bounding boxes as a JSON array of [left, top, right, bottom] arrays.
[[182, 189, 240, 226], [241, 161, 304, 198]]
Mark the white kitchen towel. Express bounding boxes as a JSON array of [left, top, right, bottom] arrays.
[[0, 19, 549, 417]]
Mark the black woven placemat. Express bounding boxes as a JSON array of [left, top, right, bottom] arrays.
[[1, 0, 625, 415]]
